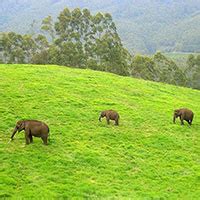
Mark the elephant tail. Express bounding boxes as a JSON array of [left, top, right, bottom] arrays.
[[48, 134, 50, 143], [47, 127, 50, 143]]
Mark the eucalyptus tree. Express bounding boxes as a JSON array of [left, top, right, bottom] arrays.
[[52, 7, 130, 74]]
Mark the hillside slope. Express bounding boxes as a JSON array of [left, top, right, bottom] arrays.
[[1, 0, 200, 53], [0, 64, 200, 199]]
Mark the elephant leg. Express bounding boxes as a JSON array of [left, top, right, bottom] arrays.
[[29, 134, 33, 143], [106, 117, 110, 125], [25, 129, 30, 145], [41, 136, 48, 145], [180, 116, 184, 125], [115, 118, 119, 126]]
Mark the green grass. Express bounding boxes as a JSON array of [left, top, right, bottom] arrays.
[[0, 64, 200, 199]]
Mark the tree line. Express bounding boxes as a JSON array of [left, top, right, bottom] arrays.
[[0, 7, 199, 89]]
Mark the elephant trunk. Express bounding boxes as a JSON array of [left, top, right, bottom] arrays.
[[11, 127, 17, 139]]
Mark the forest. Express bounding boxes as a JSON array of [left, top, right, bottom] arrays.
[[0, 7, 200, 89], [1, 0, 200, 54]]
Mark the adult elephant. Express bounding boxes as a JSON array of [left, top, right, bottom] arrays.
[[11, 120, 50, 145]]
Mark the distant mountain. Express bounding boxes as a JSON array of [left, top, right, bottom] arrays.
[[1, 0, 200, 54]]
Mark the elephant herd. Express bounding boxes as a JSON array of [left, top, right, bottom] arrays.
[[10, 108, 194, 145]]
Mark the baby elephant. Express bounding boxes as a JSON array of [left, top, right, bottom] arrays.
[[173, 108, 194, 125], [11, 120, 50, 145], [99, 110, 119, 125]]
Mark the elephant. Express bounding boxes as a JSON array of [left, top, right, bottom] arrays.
[[173, 108, 194, 125], [99, 110, 119, 125], [11, 120, 50, 145]]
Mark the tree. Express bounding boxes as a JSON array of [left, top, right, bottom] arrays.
[[153, 52, 186, 86], [41, 16, 55, 42], [185, 54, 200, 89], [50, 7, 131, 74], [1, 32, 37, 64], [0, 33, 4, 63], [187, 54, 195, 68], [130, 55, 158, 81], [1, 32, 25, 63], [31, 34, 49, 64]]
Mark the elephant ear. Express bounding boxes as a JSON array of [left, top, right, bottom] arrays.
[[19, 121, 25, 129]]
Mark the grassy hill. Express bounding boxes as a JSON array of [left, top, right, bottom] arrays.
[[0, 64, 200, 199], [1, 0, 200, 54]]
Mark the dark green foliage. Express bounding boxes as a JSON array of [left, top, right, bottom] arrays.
[[130, 55, 158, 81], [41, 16, 55, 42], [130, 52, 187, 87], [52, 8, 130, 74], [153, 52, 187, 87], [1, 32, 36, 64], [185, 54, 200, 89]]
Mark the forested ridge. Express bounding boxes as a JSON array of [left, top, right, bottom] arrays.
[[1, 0, 200, 54], [0, 7, 200, 89]]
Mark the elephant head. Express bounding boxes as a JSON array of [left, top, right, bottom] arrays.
[[11, 120, 25, 139], [99, 111, 106, 122], [173, 109, 180, 123]]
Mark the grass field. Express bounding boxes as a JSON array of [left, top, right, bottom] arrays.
[[0, 64, 200, 199]]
